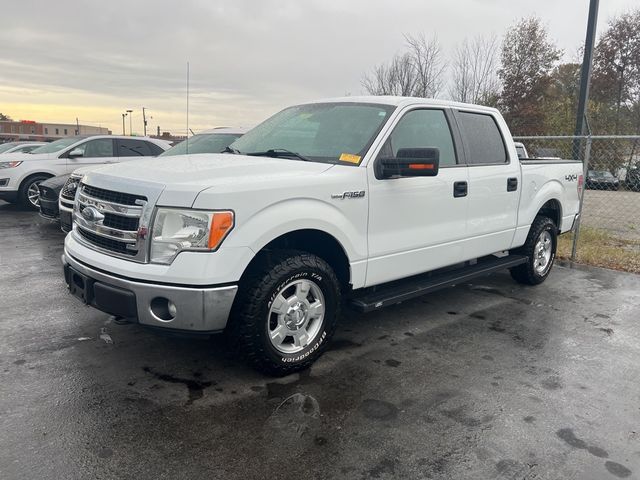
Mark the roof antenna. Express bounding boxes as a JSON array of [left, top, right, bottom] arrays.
[[186, 61, 190, 154]]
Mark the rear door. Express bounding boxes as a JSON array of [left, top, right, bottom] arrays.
[[366, 107, 469, 286], [453, 110, 520, 258], [65, 138, 118, 172]]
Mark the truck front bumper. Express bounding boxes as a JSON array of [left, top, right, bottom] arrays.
[[62, 252, 238, 333]]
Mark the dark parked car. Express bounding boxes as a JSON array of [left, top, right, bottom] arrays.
[[626, 167, 640, 192], [38, 128, 247, 232], [38, 174, 71, 228], [586, 170, 620, 190]]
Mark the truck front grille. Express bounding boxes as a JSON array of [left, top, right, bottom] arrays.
[[60, 175, 82, 211], [61, 176, 80, 200], [77, 228, 137, 256], [82, 184, 146, 206], [73, 183, 148, 261]]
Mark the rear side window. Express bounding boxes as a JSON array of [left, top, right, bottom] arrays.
[[147, 142, 165, 156], [117, 139, 153, 157], [456, 112, 507, 164], [379, 109, 457, 167]]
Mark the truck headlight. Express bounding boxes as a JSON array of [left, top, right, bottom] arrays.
[[0, 161, 23, 169], [150, 208, 234, 264]]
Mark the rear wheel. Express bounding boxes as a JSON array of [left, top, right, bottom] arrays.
[[228, 250, 341, 376], [510, 216, 557, 285], [19, 174, 50, 210]]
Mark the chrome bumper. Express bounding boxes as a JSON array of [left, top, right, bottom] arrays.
[[62, 252, 237, 333]]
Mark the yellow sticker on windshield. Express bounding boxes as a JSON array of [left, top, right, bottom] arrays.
[[339, 153, 361, 164]]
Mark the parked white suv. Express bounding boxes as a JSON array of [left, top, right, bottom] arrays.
[[0, 142, 46, 155], [63, 97, 582, 375], [0, 135, 171, 209]]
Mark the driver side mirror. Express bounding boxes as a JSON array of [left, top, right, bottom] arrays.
[[378, 147, 440, 179], [68, 148, 84, 158]]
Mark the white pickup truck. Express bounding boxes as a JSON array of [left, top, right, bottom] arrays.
[[62, 97, 582, 375]]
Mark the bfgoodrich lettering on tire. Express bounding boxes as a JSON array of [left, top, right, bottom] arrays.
[[227, 250, 341, 376], [510, 216, 558, 285]]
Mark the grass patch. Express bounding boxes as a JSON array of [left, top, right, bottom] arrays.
[[557, 227, 640, 274]]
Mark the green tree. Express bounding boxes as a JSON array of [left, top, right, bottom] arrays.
[[498, 16, 562, 134], [0, 113, 12, 121], [591, 9, 640, 135], [544, 63, 581, 134]]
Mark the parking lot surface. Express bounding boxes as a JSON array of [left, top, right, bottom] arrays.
[[1, 201, 639, 480]]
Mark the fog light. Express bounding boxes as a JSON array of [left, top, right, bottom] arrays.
[[150, 297, 176, 322]]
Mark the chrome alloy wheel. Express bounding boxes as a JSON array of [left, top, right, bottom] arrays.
[[533, 230, 553, 275], [267, 279, 325, 354], [27, 181, 42, 208]]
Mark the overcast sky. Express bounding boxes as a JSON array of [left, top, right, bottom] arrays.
[[1, 0, 636, 135]]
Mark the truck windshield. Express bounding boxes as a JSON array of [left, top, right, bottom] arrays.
[[30, 137, 87, 154], [229, 102, 396, 165], [159, 133, 243, 157]]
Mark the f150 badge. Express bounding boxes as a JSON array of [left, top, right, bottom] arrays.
[[331, 191, 366, 199]]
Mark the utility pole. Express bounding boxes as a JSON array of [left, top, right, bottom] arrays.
[[157, 125, 160, 137], [75, 117, 80, 135], [121, 112, 127, 135], [126, 109, 133, 136], [142, 107, 148, 136], [573, 0, 599, 159]]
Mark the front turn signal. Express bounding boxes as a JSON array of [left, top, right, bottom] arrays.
[[208, 211, 234, 249]]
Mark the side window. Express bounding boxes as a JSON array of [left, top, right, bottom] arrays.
[[146, 142, 165, 156], [118, 139, 152, 157], [456, 112, 507, 164], [74, 139, 114, 157], [378, 109, 457, 167]]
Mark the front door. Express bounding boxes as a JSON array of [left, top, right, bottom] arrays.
[[365, 108, 469, 287], [65, 138, 118, 172]]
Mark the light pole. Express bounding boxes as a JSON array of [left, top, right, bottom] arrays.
[[126, 109, 133, 136], [121, 112, 127, 135], [142, 107, 148, 137]]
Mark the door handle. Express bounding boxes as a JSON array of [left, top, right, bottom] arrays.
[[507, 177, 518, 192], [453, 181, 468, 198]]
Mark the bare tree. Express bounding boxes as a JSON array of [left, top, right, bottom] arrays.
[[405, 33, 446, 98], [361, 34, 446, 98], [361, 53, 415, 96], [449, 35, 500, 105]]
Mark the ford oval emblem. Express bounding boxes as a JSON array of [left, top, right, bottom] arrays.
[[81, 206, 105, 223]]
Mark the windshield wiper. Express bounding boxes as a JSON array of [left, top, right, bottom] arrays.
[[222, 146, 240, 154], [246, 148, 310, 162]]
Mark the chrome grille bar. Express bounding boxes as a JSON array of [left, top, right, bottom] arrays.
[[72, 182, 149, 262]]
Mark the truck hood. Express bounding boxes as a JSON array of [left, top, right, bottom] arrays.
[[80, 153, 335, 207]]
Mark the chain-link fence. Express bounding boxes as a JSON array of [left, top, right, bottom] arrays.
[[513, 135, 640, 273]]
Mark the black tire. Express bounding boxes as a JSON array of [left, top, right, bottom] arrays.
[[227, 250, 341, 376], [509, 216, 558, 285], [19, 174, 51, 210]]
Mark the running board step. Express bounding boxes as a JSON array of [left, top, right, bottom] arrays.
[[349, 255, 528, 313]]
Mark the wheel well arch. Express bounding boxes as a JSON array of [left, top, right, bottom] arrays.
[[537, 199, 562, 230], [245, 229, 351, 290], [19, 172, 55, 190]]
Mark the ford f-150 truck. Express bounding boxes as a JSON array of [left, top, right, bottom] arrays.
[[62, 97, 583, 375]]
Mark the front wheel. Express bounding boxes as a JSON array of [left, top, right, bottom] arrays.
[[228, 251, 341, 376], [19, 174, 50, 210], [510, 216, 558, 285]]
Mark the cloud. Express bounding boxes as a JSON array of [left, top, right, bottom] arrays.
[[1, 0, 635, 134]]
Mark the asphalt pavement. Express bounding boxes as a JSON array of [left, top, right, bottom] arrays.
[[1, 200, 639, 480]]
